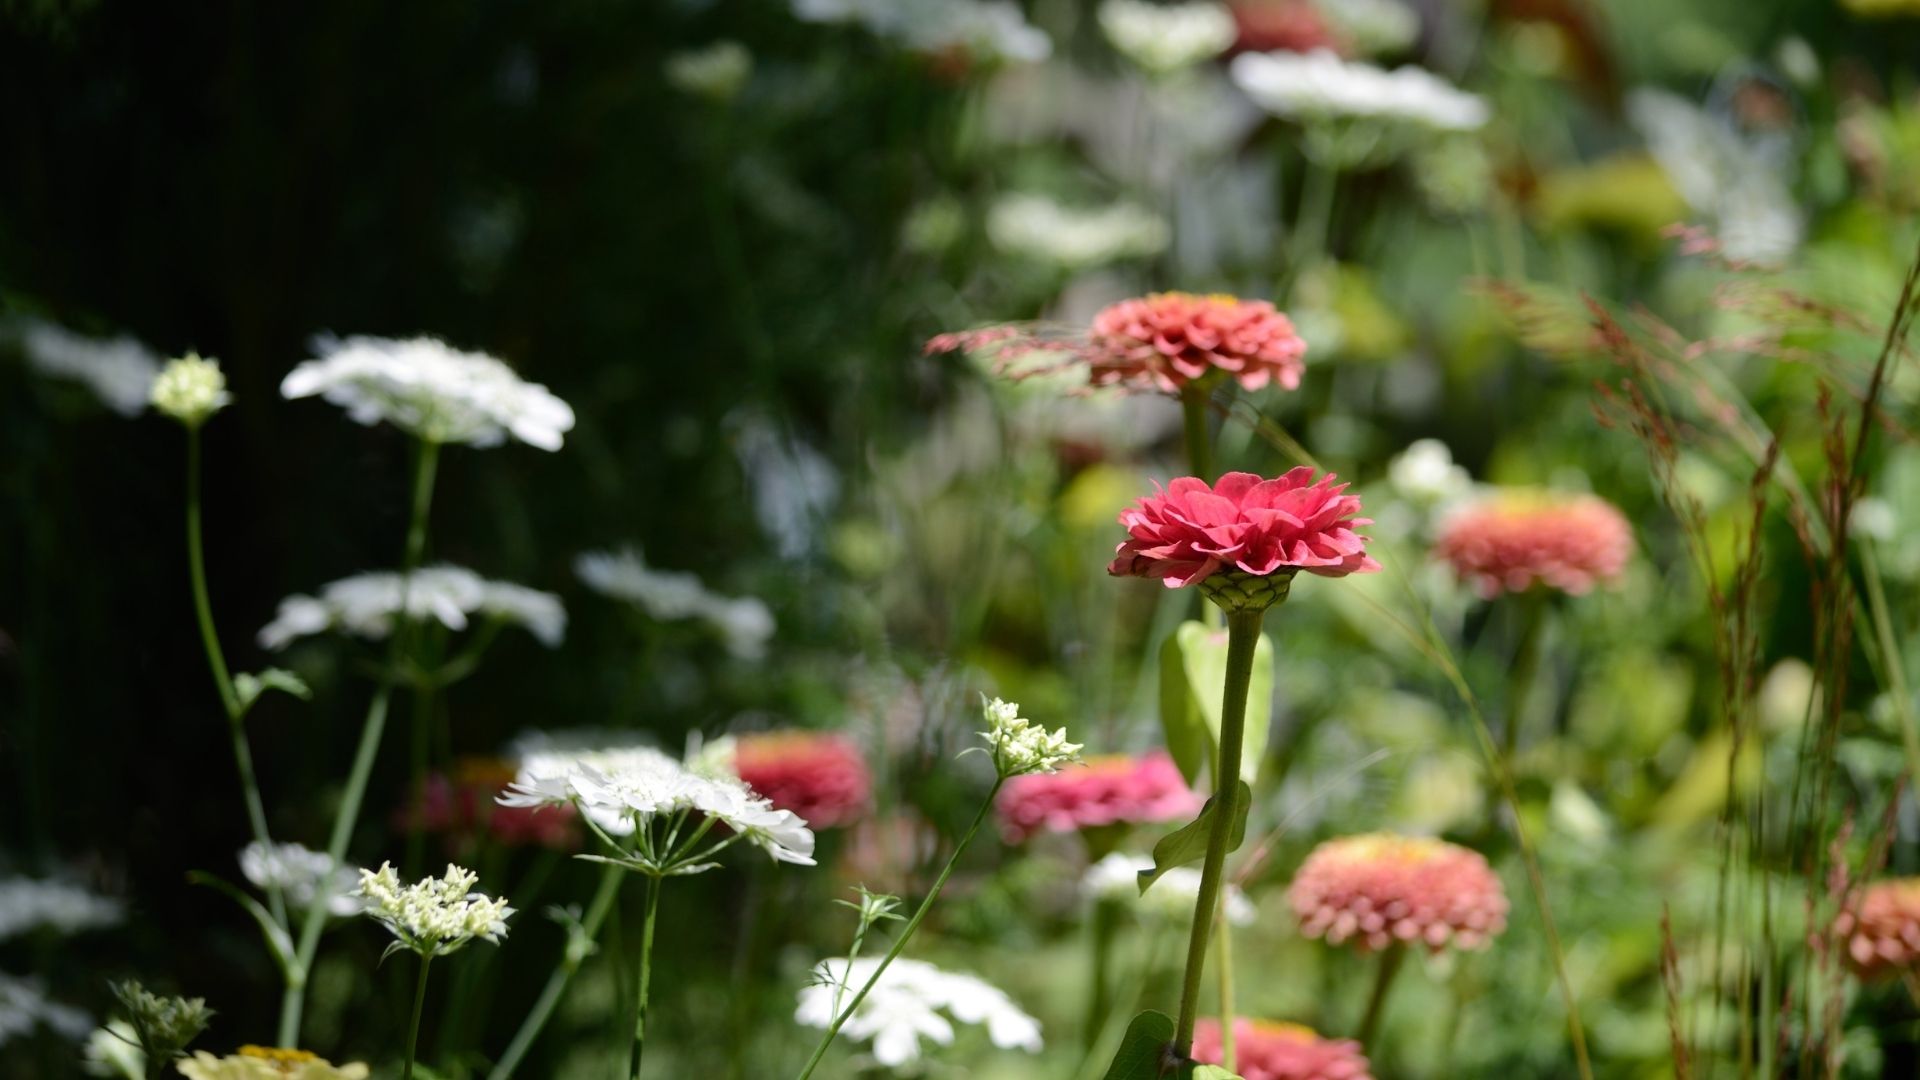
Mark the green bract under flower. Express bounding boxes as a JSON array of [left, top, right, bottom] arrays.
[[149, 352, 231, 427], [355, 862, 512, 959], [979, 696, 1083, 778]]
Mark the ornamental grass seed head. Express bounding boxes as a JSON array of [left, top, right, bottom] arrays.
[[150, 352, 231, 427], [355, 862, 511, 958], [1192, 1018, 1373, 1080], [978, 696, 1082, 778], [1288, 833, 1507, 954]]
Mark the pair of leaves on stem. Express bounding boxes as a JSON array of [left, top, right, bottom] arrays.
[[1102, 1011, 1244, 1080], [1158, 621, 1271, 788]]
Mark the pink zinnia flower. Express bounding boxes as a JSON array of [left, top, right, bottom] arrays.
[[734, 731, 873, 829], [1834, 878, 1920, 981], [1108, 469, 1380, 588], [1432, 490, 1633, 598], [409, 758, 579, 850], [996, 751, 1202, 843], [1289, 833, 1508, 954], [1089, 292, 1306, 393], [1193, 1019, 1372, 1080]]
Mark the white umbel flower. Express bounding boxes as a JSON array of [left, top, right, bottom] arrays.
[[986, 194, 1170, 268], [979, 696, 1082, 778], [1098, 0, 1235, 75], [282, 335, 575, 451], [240, 842, 363, 918], [356, 862, 512, 958], [795, 957, 1042, 1067], [0, 878, 123, 942], [13, 319, 160, 416], [1082, 853, 1257, 925], [257, 565, 565, 650], [1387, 439, 1472, 507], [791, 0, 1050, 63], [575, 548, 774, 659], [1230, 50, 1488, 132], [149, 352, 232, 427], [0, 974, 91, 1048]]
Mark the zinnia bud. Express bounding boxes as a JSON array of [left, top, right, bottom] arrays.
[[1288, 833, 1508, 954], [150, 352, 231, 427], [1192, 1019, 1373, 1080]]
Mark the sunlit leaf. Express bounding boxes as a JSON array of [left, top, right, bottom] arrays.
[[1138, 782, 1251, 895]]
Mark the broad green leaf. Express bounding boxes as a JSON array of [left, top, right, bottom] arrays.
[[1173, 622, 1273, 785], [1102, 1010, 1177, 1080], [1137, 781, 1252, 895], [186, 871, 293, 976], [234, 668, 312, 716], [1158, 629, 1208, 785]]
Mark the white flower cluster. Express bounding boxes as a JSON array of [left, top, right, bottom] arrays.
[[356, 862, 512, 957], [979, 696, 1082, 778], [575, 548, 774, 660], [0, 877, 123, 942], [1081, 853, 1257, 925], [790, 0, 1050, 64], [795, 957, 1042, 1067], [1097, 0, 1235, 75], [1230, 49, 1488, 132], [282, 335, 575, 451], [12, 318, 159, 416], [986, 193, 1170, 268], [0, 974, 90, 1049], [239, 841, 363, 918], [1628, 88, 1801, 264], [1388, 439, 1472, 507], [665, 40, 752, 100], [149, 352, 231, 427], [258, 565, 565, 650], [500, 739, 817, 867]]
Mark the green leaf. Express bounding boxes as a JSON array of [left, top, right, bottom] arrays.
[[1158, 629, 1208, 785], [186, 871, 293, 976], [1188, 1067, 1244, 1079], [233, 668, 312, 715], [1137, 781, 1252, 896], [1102, 1010, 1177, 1080], [1173, 622, 1273, 785]]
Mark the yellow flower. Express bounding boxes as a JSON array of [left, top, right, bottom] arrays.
[[175, 1046, 370, 1080]]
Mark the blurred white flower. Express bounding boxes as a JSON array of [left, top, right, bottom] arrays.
[[791, 0, 1050, 63], [0, 974, 90, 1048], [258, 565, 565, 650], [1316, 0, 1419, 58], [12, 319, 159, 416], [576, 547, 774, 659], [83, 1021, 144, 1079], [282, 335, 575, 450], [986, 193, 1169, 268], [1097, 0, 1235, 75], [979, 696, 1082, 778], [1082, 853, 1256, 925], [1629, 88, 1802, 264], [149, 352, 231, 427], [730, 412, 839, 561], [0, 878, 123, 942], [665, 40, 752, 101], [356, 862, 512, 957], [1230, 49, 1488, 132], [1388, 438, 1472, 506], [239, 842, 363, 918], [796, 957, 1042, 1067]]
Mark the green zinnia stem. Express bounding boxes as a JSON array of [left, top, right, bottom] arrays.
[[1172, 607, 1264, 1059], [1355, 942, 1406, 1049], [794, 777, 1005, 1080], [628, 875, 662, 1080], [488, 864, 625, 1080], [1215, 901, 1237, 1072], [1084, 898, 1118, 1052], [1179, 385, 1215, 482], [185, 425, 288, 932], [278, 437, 441, 1046], [403, 953, 433, 1080]]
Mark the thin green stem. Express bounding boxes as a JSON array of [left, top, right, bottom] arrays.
[[1215, 900, 1236, 1072], [628, 875, 662, 1080], [1173, 608, 1264, 1057], [403, 954, 433, 1080], [795, 778, 1006, 1080], [1084, 899, 1117, 1052], [187, 426, 287, 931], [1500, 592, 1550, 775], [1862, 542, 1920, 787], [1179, 386, 1216, 482], [488, 865, 626, 1080], [1355, 943, 1406, 1048], [278, 438, 441, 1046]]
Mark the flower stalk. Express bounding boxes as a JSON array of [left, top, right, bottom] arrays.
[[403, 954, 433, 1080], [487, 864, 625, 1080], [1355, 942, 1406, 1048], [628, 876, 662, 1080]]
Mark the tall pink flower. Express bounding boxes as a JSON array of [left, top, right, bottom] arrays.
[[1089, 292, 1307, 393], [1833, 878, 1920, 981], [996, 751, 1202, 843], [1108, 469, 1379, 589], [1433, 490, 1633, 598], [1288, 833, 1508, 954], [734, 731, 872, 829], [1192, 1019, 1372, 1080]]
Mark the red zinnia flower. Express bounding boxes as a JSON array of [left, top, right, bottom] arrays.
[[995, 751, 1202, 843], [734, 731, 872, 829], [1108, 469, 1379, 588], [410, 758, 579, 850], [1289, 833, 1508, 954], [1432, 490, 1633, 598], [1193, 1019, 1372, 1080], [1089, 292, 1307, 393], [1834, 878, 1920, 981], [1227, 1, 1341, 55]]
